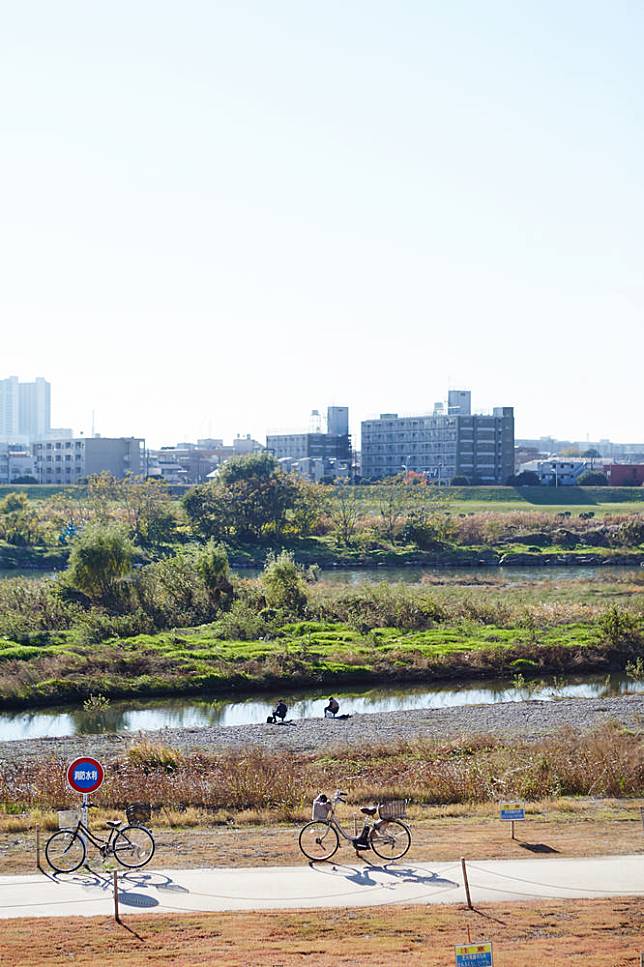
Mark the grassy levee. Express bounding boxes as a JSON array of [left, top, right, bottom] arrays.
[[355, 484, 644, 515], [0, 569, 641, 708], [0, 484, 85, 500], [0, 613, 641, 708]]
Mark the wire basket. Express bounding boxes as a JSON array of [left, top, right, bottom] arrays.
[[378, 800, 407, 820], [57, 809, 79, 829], [126, 802, 152, 825]]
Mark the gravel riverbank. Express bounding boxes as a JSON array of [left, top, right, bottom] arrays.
[[0, 695, 641, 763]]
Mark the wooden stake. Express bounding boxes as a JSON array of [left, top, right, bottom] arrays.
[[467, 923, 472, 942], [461, 857, 473, 910], [113, 870, 120, 923], [511, 820, 515, 840]]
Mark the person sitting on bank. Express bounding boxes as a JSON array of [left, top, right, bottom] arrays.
[[267, 700, 288, 724], [324, 697, 340, 718]]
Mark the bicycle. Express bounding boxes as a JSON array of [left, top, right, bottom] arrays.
[[298, 790, 411, 862], [45, 802, 155, 873]]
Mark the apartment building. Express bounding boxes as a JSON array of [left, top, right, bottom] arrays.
[[361, 396, 514, 483], [0, 445, 36, 483], [267, 406, 352, 481], [32, 437, 143, 484], [0, 376, 51, 443]]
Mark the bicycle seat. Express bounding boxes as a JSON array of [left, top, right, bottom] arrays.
[[105, 820, 123, 829], [360, 806, 378, 816]]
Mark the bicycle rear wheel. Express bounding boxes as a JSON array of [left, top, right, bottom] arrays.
[[369, 820, 411, 861], [299, 821, 339, 861], [113, 825, 155, 868], [45, 829, 87, 873]]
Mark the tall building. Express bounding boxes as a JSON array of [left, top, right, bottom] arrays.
[[0, 376, 51, 442], [19, 377, 51, 440], [32, 437, 143, 484], [361, 395, 514, 483], [0, 377, 20, 440], [267, 405, 352, 481]]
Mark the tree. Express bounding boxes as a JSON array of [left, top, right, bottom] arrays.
[[0, 492, 28, 515], [66, 525, 135, 604], [183, 453, 299, 542], [577, 470, 608, 486], [377, 474, 411, 542], [262, 550, 308, 614], [450, 476, 470, 486], [582, 448, 601, 458], [195, 540, 234, 609], [287, 479, 329, 537], [507, 471, 540, 486], [0, 492, 45, 546], [330, 479, 360, 546]]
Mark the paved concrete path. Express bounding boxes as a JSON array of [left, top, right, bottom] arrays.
[[0, 855, 641, 919]]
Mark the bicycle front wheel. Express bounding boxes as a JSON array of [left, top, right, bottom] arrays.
[[299, 821, 339, 862], [369, 820, 411, 861], [113, 825, 155, 868], [45, 829, 87, 873]]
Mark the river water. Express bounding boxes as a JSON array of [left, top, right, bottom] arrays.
[[1, 673, 641, 742], [1, 564, 642, 585]]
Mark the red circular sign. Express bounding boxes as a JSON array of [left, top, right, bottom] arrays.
[[66, 756, 104, 794]]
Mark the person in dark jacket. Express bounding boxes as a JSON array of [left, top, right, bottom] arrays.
[[324, 697, 340, 718]]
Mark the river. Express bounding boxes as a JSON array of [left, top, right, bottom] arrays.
[[1, 673, 641, 742]]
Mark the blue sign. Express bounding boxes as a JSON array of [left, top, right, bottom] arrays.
[[455, 942, 493, 966], [67, 756, 104, 794], [499, 801, 525, 822]]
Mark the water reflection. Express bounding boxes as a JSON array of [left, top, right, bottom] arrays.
[[1, 673, 640, 742], [236, 565, 643, 585]]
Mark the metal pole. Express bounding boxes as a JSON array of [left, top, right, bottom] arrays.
[[80, 793, 89, 851], [113, 870, 120, 923], [461, 857, 473, 910], [36, 825, 42, 871], [512, 819, 515, 840]]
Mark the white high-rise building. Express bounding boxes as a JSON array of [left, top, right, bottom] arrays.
[[0, 376, 51, 442], [0, 377, 20, 440]]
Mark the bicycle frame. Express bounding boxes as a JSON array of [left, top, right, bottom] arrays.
[[67, 820, 120, 856], [323, 801, 384, 843]]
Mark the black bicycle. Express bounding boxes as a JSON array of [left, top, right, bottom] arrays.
[[45, 802, 155, 873]]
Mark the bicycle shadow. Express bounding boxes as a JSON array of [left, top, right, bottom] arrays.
[[308, 859, 458, 891], [364, 861, 458, 889], [51, 868, 191, 904]]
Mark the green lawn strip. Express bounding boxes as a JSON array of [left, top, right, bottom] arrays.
[[0, 613, 639, 709]]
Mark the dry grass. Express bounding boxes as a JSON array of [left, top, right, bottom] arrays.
[[1, 797, 641, 875], [0, 898, 641, 965], [1, 725, 641, 819]]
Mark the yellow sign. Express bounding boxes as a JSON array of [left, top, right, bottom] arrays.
[[454, 941, 493, 966]]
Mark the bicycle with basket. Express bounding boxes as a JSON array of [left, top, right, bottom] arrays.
[[45, 801, 155, 873], [299, 790, 412, 861]]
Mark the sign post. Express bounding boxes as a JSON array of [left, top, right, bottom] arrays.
[[455, 941, 493, 966], [66, 756, 104, 848], [499, 801, 525, 839]]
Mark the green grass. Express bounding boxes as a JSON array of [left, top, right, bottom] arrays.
[[0, 484, 85, 500], [355, 484, 644, 516], [0, 611, 639, 708]]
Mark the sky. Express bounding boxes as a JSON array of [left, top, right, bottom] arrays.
[[1, 0, 642, 447]]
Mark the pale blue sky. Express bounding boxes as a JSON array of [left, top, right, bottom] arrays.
[[1, 1, 642, 446]]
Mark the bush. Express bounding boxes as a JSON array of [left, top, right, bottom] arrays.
[[262, 551, 308, 616], [65, 525, 135, 604]]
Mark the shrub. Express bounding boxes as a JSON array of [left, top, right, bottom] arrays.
[[262, 551, 308, 616], [65, 525, 135, 604]]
